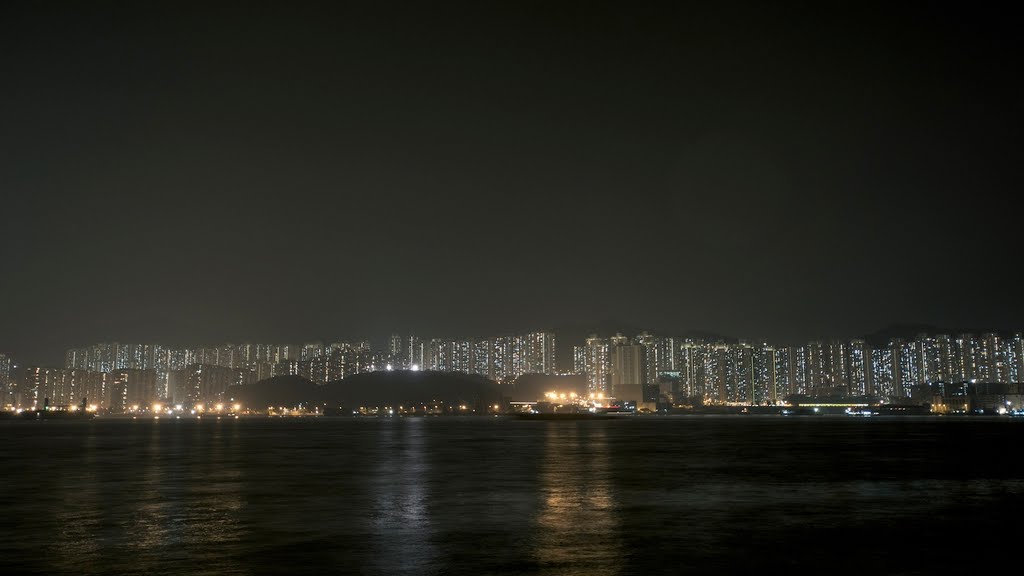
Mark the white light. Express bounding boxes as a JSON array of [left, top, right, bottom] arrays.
[[411, 364, 420, 371], [386, 364, 393, 371]]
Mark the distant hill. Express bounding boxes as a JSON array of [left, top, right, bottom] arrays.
[[226, 370, 504, 410], [225, 375, 321, 408], [324, 370, 502, 408]]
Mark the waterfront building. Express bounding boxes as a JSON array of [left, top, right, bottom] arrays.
[[848, 339, 871, 395], [110, 369, 158, 412], [0, 354, 11, 405], [611, 343, 645, 403], [583, 335, 611, 394]]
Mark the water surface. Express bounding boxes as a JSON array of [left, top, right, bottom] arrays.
[[2, 416, 1022, 574]]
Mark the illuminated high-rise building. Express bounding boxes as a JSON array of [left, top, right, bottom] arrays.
[[750, 343, 775, 404], [89, 342, 117, 373], [518, 331, 556, 375], [388, 334, 407, 369], [65, 348, 87, 370], [0, 354, 11, 405], [424, 339, 444, 371], [301, 342, 324, 362], [936, 334, 954, 383], [253, 361, 275, 382], [790, 346, 809, 394], [707, 343, 728, 403], [847, 339, 871, 395], [73, 370, 109, 409], [407, 336, 423, 370], [827, 341, 848, 393], [492, 336, 514, 381], [309, 350, 344, 384], [190, 364, 236, 405], [110, 369, 158, 412], [167, 348, 197, 372], [723, 342, 752, 404], [610, 343, 644, 402], [1008, 333, 1024, 383], [635, 332, 658, 384], [573, 345, 586, 376], [806, 341, 826, 394], [273, 359, 302, 378], [471, 339, 493, 378], [636, 332, 675, 384], [772, 347, 792, 399], [954, 334, 979, 382], [917, 334, 945, 385], [451, 339, 472, 373], [16, 367, 109, 410], [583, 335, 611, 394], [677, 340, 700, 398], [897, 339, 921, 395], [980, 333, 1009, 384], [871, 346, 895, 399]]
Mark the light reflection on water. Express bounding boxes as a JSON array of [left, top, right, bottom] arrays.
[[535, 423, 621, 575], [371, 418, 436, 573], [2, 417, 1024, 575], [52, 430, 101, 572]]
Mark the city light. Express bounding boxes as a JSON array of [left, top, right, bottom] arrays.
[[5, 330, 1024, 416]]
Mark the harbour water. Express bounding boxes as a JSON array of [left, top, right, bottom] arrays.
[[2, 416, 1022, 574]]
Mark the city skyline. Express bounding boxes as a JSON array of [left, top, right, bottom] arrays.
[[4, 4, 1021, 573], [7, 326, 1024, 415]]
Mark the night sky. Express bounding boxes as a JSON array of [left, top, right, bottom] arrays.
[[1, 1, 1020, 364]]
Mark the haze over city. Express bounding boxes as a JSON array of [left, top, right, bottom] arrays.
[[2, 2, 1021, 367]]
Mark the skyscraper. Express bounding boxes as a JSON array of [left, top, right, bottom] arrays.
[[954, 333, 979, 383], [847, 339, 871, 395], [1008, 333, 1024, 383], [110, 369, 158, 412], [573, 345, 585, 376], [980, 333, 1008, 384], [772, 347, 792, 399], [871, 346, 895, 399], [388, 334, 406, 369], [635, 332, 675, 385], [519, 331, 556, 375], [407, 335, 423, 370], [0, 354, 11, 405], [471, 339, 493, 379], [492, 335, 514, 381], [583, 335, 611, 394], [610, 343, 644, 403]]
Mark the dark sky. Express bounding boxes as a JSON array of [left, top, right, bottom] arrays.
[[1, 1, 1020, 364]]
